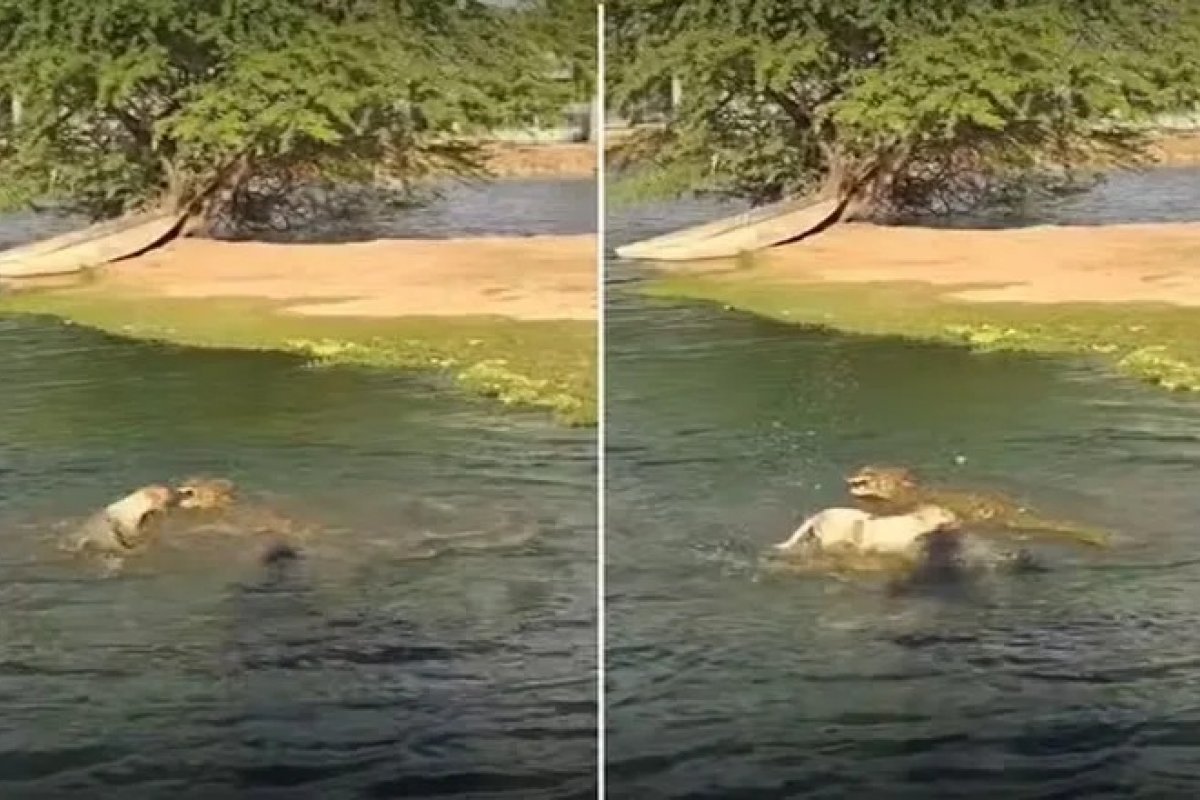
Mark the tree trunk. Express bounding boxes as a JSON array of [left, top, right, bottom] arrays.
[[179, 212, 211, 239], [778, 148, 897, 249], [816, 146, 905, 225], [815, 150, 862, 224], [163, 152, 253, 238]]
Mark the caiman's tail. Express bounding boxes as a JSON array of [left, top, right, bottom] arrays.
[[986, 515, 1113, 549]]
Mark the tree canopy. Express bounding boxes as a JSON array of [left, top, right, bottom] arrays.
[[609, 0, 1200, 217], [516, 0, 597, 101], [0, 0, 593, 230]]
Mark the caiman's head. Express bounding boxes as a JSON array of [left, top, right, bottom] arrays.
[[174, 476, 237, 511], [845, 464, 920, 501]]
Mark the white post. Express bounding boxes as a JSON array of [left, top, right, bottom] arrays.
[[670, 75, 683, 111], [589, 93, 601, 142]]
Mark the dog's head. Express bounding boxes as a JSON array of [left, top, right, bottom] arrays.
[[142, 484, 179, 510], [108, 484, 178, 540]]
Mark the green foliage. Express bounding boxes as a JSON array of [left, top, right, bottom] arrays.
[[517, 0, 597, 99], [0, 0, 593, 228], [609, 0, 1200, 214]]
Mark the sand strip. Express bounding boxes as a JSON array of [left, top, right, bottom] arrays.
[[94, 234, 596, 321], [671, 221, 1200, 307]]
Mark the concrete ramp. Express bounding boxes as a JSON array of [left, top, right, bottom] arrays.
[[615, 195, 841, 262], [0, 210, 186, 278]]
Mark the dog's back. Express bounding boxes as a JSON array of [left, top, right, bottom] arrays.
[[773, 506, 870, 553], [855, 505, 956, 554], [809, 507, 871, 547], [856, 514, 934, 552]]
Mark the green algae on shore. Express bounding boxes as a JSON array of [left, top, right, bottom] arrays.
[[0, 288, 596, 425], [644, 275, 1200, 395]]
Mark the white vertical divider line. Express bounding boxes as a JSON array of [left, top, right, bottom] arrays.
[[595, 2, 606, 797]]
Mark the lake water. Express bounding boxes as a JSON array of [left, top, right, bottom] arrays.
[[0, 179, 597, 799], [0, 179, 597, 248], [605, 168, 1200, 798]]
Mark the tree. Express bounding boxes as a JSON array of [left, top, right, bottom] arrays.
[[609, 0, 1200, 219], [449, 0, 596, 141], [519, 0, 597, 100], [0, 0, 588, 232]]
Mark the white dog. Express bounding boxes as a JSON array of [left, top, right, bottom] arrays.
[[64, 484, 177, 558], [774, 504, 960, 557]]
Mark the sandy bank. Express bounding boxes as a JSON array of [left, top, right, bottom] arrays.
[[484, 142, 595, 178], [647, 218, 1200, 396], [479, 129, 1193, 179], [98, 234, 596, 321], [1153, 133, 1200, 165], [670, 221, 1200, 307]]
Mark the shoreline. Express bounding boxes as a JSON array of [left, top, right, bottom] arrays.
[[1150, 132, 1200, 165], [465, 131, 1200, 180], [0, 234, 597, 425], [643, 219, 1200, 394], [484, 142, 596, 178]]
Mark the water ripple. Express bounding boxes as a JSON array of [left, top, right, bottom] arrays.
[[0, 253, 596, 800], [607, 169, 1200, 797]]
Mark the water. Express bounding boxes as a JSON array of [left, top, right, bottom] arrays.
[[0, 180, 597, 799], [0, 178, 596, 247], [605, 168, 1200, 798], [231, 179, 597, 242]]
